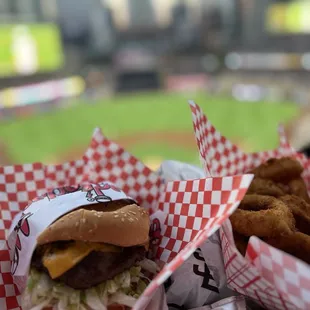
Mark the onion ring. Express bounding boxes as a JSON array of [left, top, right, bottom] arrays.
[[250, 157, 303, 183], [287, 177, 310, 203], [279, 195, 310, 235], [266, 232, 310, 265], [230, 195, 295, 237], [247, 178, 287, 197]]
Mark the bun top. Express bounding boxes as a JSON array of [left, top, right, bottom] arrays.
[[37, 200, 150, 247]]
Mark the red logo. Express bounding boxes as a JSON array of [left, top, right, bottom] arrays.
[[30, 185, 82, 205], [28, 183, 122, 207], [150, 218, 161, 246], [12, 212, 33, 275], [82, 183, 118, 202]]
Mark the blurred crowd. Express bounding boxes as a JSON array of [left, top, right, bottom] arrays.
[[1, 0, 310, 161]]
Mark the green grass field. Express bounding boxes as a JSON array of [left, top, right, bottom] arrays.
[[0, 91, 299, 165]]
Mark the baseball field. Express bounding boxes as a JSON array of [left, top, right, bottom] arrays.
[[0, 91, 298, 169]]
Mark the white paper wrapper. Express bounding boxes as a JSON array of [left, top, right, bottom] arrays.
[[157, 160, 240, 309], [165, 237, 238, 309], [190, 296, 247, 310], [158, 160, 206, 181]]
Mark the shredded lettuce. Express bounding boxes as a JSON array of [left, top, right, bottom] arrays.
[[85, 288, 107, 310], [109, 292, 137, 308], [27, 298, 53, 310], [137, 258, 160, 274], [22, 264, 154, 310]]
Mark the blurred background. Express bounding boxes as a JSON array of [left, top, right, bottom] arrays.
[[0, 0, 309, 169]]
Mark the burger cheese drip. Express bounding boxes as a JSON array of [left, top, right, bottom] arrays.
[[42, 241, 122, 279]]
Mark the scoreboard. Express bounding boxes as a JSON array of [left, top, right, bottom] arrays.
[[266, 1, 310, 34], [0, 23, 64, 77]]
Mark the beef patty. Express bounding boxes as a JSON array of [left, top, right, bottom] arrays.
[[31, 242, 146, 290]]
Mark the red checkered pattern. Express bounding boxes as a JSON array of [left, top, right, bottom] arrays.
[[142, 174, 253, 298], [190, 100, 310, 309], [0, 163, 46, 310], [45, 159, 86, 190], [83, 128, 163, 211], [189, 100, 310, 186], [220, 223, 298, 310], [0, 128, 163, 309], [249, 236, 310, 309], [0, 241, 21, 310], [156, 175, 252, 262], [0, 163, 46, 239]]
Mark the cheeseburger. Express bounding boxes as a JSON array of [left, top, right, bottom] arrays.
[[22, 199, 158, 309]]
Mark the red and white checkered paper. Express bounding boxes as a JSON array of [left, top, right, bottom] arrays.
[[189, 100, 310, 310], [0, 127, 253, 310], [45, 128, 163, 212]]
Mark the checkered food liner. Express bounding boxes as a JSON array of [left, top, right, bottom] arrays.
[[0, 128, 253, 310], [157, 160, 240, 309], [190, 100, 310, 309]]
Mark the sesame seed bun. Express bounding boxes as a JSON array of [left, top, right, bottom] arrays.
[[36, 200, 150, 247]]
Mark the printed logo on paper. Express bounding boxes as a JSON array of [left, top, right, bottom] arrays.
[[26, 185, 82, 208], [150, 218, 161, 246], [193, 248, 219, 293], [27, 182, 127, 207], [12, 212, 33, 275], [82, 183, 121, 203]]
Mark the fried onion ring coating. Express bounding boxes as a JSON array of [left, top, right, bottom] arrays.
[[279, 195, 310, 235], [230, 195, 295, 238], [287, 177, 310, 203], [250, 157, 303, 183], [247, 178, 287, 197]]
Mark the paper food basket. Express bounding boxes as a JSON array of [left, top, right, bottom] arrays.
[[0, 127, 253, 310], [189, 100, 310, 310]]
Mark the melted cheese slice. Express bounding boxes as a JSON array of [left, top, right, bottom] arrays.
[[42, 241, 121, 279]]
